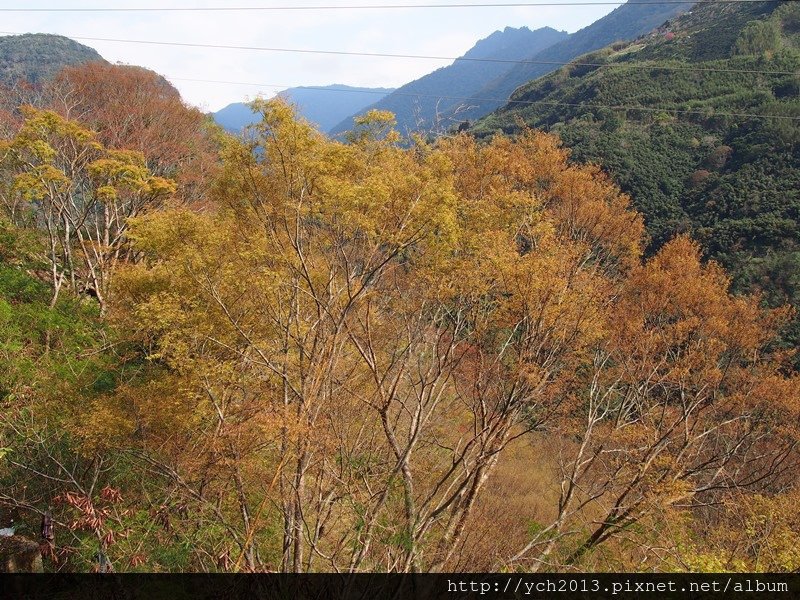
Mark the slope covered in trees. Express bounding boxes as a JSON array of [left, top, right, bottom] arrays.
[[0, 34, 104, 86], [472, 0, 800, 364], [1, 80, 798, 573]]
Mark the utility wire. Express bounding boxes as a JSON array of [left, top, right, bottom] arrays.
[[170, 76, 800, 120], [0, 1, 782, 12], [2, 31, 795, 77]]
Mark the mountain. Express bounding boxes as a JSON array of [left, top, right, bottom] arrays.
[[214, 84, 396, 134], [0, 34, 104, 86], [329, 26, 568, 136], [213, 102, 260, 132], [332, 2, 690, 136], [443, 0, 692, 125], [472, 0, 800, 361]]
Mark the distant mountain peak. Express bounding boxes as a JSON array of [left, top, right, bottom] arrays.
[[331, 0, 692, 136], [214, 84, 397, 134], [440, 0, 693, 124], [331, 25, 569, 135], [463, 25, 567, 60]]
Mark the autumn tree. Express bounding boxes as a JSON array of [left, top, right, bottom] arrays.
[[0, 83, 20, 138], [45, 62, 218, 204], [111, 102, 660, 572], [503, 237, 799, 571], [0, 107, 174, 311], [676, 487, 800, 572], [340, 129, 645, 572]]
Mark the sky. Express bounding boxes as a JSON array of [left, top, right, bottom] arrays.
[[0, 1, 618, 112]]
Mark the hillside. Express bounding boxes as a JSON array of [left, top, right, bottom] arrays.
[[472, 0, 800, 359], [214, 84, 395, 133], [0, 34, 104, 86], [329, 26, 568, 136]]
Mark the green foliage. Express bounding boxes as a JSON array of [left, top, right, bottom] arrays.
[[0, 219, 216, 573], [0, 220, 108, 402], [735, 19, 782, 55]]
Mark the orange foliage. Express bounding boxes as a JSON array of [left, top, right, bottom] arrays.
[[46, 62, 218, 203]]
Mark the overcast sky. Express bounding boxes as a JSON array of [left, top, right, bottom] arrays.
[[1, 0, 618, 112]]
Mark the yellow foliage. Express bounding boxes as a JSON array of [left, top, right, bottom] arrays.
[[76, 100, 800, 572]]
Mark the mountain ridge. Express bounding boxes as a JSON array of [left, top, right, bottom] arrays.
[[214, 84, 396, 134], [331, 1, 691, 135], [329, 25, 568, 136]]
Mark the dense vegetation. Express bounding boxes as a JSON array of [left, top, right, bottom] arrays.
[[1, 58, 799, 571], [473, 0, 800, 364], [0, 3, 798, 574]]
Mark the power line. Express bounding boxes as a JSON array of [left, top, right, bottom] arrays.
[[170, 76, 800, 121], [0, 1, 781, 12], [2, 31, 795, 77]]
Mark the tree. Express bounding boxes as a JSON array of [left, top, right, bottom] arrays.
[[505, 237, 798, 571], [112, 102, 655, 572], [0, 107, 174, 312], [45, 63, 218, 204]]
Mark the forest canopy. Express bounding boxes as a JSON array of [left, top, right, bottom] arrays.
[[0, 68, 798, 573]]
